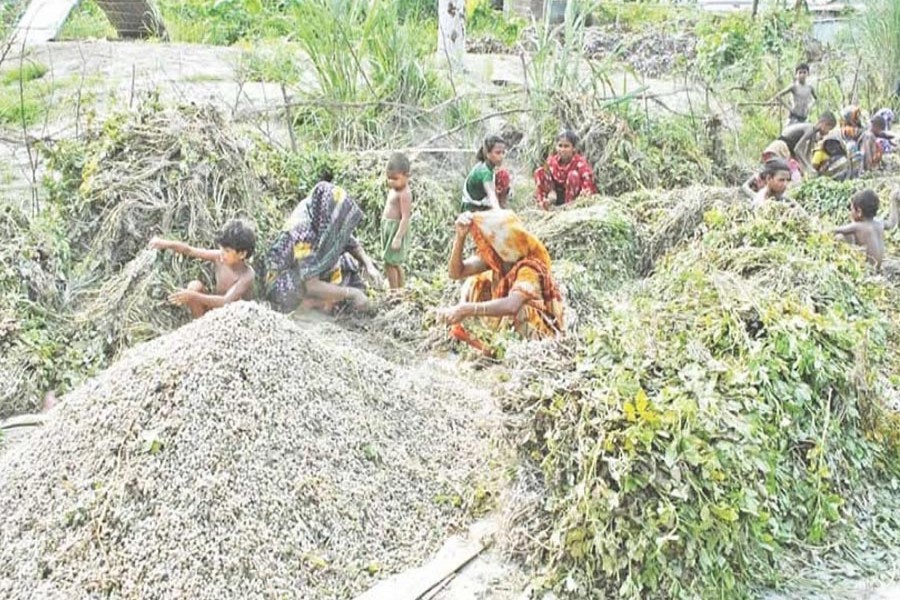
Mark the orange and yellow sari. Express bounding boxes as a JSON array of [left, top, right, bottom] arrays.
[[455, 210, 564, 347]]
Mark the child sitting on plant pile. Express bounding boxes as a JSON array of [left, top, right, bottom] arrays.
[[150, 218, 257, 318], [834, 188, 900, 269]]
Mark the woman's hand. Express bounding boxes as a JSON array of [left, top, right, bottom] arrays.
[[391, 236, 402, 251], [437, 304, 467, 325], [364, 264, 384, 288], [455, 212, 473, 237]]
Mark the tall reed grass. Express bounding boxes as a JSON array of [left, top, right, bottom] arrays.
[[858, 0, 900, 104]]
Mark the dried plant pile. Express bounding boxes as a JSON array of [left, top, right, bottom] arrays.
[[502, 205, 900, 598], [0, 303, 491, 599], [0, 104, 287, 416]]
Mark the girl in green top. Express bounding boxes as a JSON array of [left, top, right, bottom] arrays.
[[462, 135, 511, 212]]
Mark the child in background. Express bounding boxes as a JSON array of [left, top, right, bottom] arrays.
[[462, 135, 510, 212], [150, 218, 256, 318], [859, 116, 887, 172], [741, 140, 801, 200], [381, 153, 413, 290], [533, 129, 597, 210], [834, 189, 900, 269], [751, 159, 793, 209], [773, 63, 817, 124]]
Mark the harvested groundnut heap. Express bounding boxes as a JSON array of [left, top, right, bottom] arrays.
[[0, 302, 489, 599]]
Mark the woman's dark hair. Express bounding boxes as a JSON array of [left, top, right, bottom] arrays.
[[872, 115, 886, 131], [852, 189, 879, 218], [556, 128, 579, 147], [796, 63, 810, 73], [215, 218, 257, 257], [823, 138, 844, 156], [476, 134, 506, 162], [317, 166, 334, 183], [762, 158, 791, 178]]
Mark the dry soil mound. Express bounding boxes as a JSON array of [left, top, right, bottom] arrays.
[[0, 302, 490, 599]]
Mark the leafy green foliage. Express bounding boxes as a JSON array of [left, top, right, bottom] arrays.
[[467, 0, 523, 46], [510, 205, 900, 598]]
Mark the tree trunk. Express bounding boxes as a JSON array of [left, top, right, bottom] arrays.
[[751, 0, 760, 19], [438, 0, 466, 65]]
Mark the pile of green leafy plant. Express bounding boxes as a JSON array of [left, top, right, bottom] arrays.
[[790, 177, 863, 223], [506, 204, 900, 598], [529, 201, 637, 325]]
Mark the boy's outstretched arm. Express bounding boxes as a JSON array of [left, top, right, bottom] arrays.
[[391, 189, 412, 251], [169, 271, 253, 309], [149, 237, 220, 262], [795, 129, 817, 174], [886, 190, 900, 231], [834, 222, 860, 237], [772, 85, 792, 101]]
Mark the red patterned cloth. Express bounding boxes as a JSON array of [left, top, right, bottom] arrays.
[[534, 153, 597, 207], [495, 167, 511, 202]]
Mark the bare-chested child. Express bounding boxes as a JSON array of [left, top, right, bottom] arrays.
[[778, 111, 836, 175], [834, 189, 900, 269], [149, 218, 256, 318], [773, 63, 817, 125], [381, 153, 413, 290]]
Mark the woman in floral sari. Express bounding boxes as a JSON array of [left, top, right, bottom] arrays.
[[438, 210, 564, 352], [265, 181, 381, 313]]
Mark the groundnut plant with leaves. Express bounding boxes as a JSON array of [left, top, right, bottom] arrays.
[[505, 205, 900, 598]]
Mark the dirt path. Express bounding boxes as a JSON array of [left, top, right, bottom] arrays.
[[0, 40, 291, 206]]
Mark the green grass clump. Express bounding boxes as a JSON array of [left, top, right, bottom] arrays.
[[467, 0, 524, 46], [509, 204, 900, 598], [1, 62, 48, 85]]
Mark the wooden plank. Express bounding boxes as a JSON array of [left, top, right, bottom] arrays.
[[353, 519, 497, 600], [0, 413, 45, 430]]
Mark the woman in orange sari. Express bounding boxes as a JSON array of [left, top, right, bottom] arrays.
[[438, 210, 564, 351]]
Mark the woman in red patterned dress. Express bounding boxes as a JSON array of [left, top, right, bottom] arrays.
[[533, 129, 597, 210]]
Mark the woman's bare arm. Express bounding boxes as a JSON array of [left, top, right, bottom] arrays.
[[740, 175, 758, 200], [482, 180, 500, 210], [448, 215, 488, 280]]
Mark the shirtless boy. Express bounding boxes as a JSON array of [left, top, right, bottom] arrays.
[[779, 111, 837, 174], [381, 153, 413, 290], [149, 218, 256, 318], [834, 189, 900, 269], [774, 63, 817, 124]]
